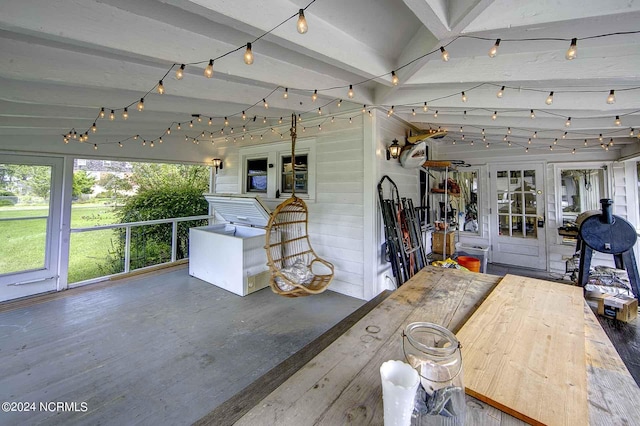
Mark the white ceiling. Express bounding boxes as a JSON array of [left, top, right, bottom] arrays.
[[1, 0, 640, 159]]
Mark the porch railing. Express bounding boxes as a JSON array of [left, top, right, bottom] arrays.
[[69, 214, 216, 285]]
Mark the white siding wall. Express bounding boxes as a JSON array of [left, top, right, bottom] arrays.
[[211, 114, 368, 299], [368, 111, 420, 296]]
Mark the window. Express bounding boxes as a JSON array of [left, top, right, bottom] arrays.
[[238, 140, 315, 200], [246, 158, 268, 192], [281, 155, 308, 194]]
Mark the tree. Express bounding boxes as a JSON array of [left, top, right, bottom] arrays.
[[129, 163, 208, 193], [98, 173, 132, 206], [2, 165, 51, 199], [72, 170, 96, 197]]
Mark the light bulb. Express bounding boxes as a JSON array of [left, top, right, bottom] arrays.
[[503, 135, 507, 141], [607, 90, 615, 104], [242, 111, 246, 120], [434, 110, 438, 118], [533, 131, 537, 138], [177, 123, 181, 130], [507, 127, 512, 134], [263, 117, 267, 124], [452, 140, 456, 145], [550, 145, 553, 151], [159, 137, 163, 144], [609, 138, 614, 146], [440, 46, 449, 62], [362, 105, 367, 113], [461, 91, 467, 102], [283, 88, 289, 99], [94, 144, 98, 150], [615, 115, 621, 126], [278, 117, 283, 124], [137, 98, 144, 111], [119, 142, 123, 148], [158, 80, 165, 94], [545, 91, 554, 105], [492, 111, 497, 120], [224, 117, 229, 126], [508, 141, 512, 147], [150, 141, 154, 148], [263, 98, 268, 109], [565, 38, 577, 60], [189, 121, 193, 128], [176, 64, 185, 80], [565, 117, 571, 127], [349, 117, 352, 124], [337, 99, 342, 107], [244, 43, 253, 65], [470, 141, 474, 146], [526, 147, 529, 153], [388, 106, 394, 116], [562, 132, 567, 139], [99, 108, 105, 119], [167, 127, 171, 135], [488, 39, 500, 58], [134, 134, 138, 140], [599, 134, 603, 141], [72, 131, 77, 139], [348, 85, 354, 99], [312, 89, 317, 102], [197, 115, 202, 123], [242, 125, 246, 132], [391, 71, 399, 86], [318, 107, 322, 115], [109, 110, 115, 121], [461, 134, 465, 140], [412, 109, 416, 116], [553, 138, 557, 145], [497, 86, 504, 98], [584, 139, 588, 146], [630, 128, 635, 137], [298, 114, 302, 122], [572, 148, 576, 154], [423, 102, 428, 112], [122, 108, 128, 120], [530, 109, 535, 119], [91, 123, 97, 133], [486, 143, 490, 148], [204, 59, 214, 78], [297, 9, 308, 34], [208, 117, 212, 126]]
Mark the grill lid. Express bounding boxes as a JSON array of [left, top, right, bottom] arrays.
[[203, 194, 271, 227]]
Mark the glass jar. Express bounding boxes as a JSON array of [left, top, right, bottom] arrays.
[[403, 322, 465, 425]]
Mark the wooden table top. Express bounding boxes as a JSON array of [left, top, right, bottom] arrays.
[[224, 266, 640, 425]]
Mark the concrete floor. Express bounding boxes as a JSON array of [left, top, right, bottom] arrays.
[[0, 266, 364, 426]]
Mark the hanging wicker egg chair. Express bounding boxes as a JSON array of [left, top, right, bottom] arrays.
[[264, 115, 334, 297]]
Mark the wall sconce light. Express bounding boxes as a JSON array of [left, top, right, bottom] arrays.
[[212, 158, 223, 173], [387, 139, 401, 160]]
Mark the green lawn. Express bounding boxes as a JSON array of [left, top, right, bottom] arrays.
[[0, 204, 121, 283]]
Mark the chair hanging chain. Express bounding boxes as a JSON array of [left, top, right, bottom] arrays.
[[290, 113, 297, 197]]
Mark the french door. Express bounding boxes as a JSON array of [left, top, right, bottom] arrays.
[[490, 163, 547, 270], [0, 155, 64, 301]]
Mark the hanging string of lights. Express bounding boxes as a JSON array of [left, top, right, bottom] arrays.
[[63, 2, 640, 152]]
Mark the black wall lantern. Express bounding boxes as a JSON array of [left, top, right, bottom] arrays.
[[212, 158, 223, 173], [387, 139, 401, 160]]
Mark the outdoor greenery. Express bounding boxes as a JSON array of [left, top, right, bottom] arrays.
[[0, 160, 210, 286]]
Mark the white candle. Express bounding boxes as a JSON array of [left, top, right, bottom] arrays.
[[380, 360, 419, 426]]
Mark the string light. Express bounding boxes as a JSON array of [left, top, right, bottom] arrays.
[[562, 132, 567, 139], [362, 105, 367, 113], [244, 43, 254, 65], [263, 117, 267, 124], [349, 117, 352, 124], [118, 142, 123, 148], [177, 123, 181, 130], [263, 98, 268, 109], [572, 148, 576, 154], [615, 115, 621, 126], [109, 110, 115, 121], [91, 123, 97, 133], [433, 110, 438, 118], [565, 117, 571, 127], [391, 71, 399, 86], [528, 138, 532, 144], [599, 134, 603, 142], [491, 111, 497, 120], [137, 98, 144, 111], [507, 127, 512, 134], [94, 144, 98, 150], [481, 129, 485, 135], [297, 9, 308, 34], [150, 141, 155, 147], [423, 102, 428, 112], [348, 85, 354, 99], [488, 39, 500, 58], [565, 38, 577, 60], [609, 138, 614, 146], [461, 134, 464, 140], [545, 91, 554, 105], [549, 145, 554, 151], [311, 89, 318, 102], [278, 117, 283, 124], [122, 108, 128, 120], [176, 64, 185, 80], [533, 131, 537, 138], [553, 138, 557, 145], [497, 86, 504, 98], [526, 147, 529, 153], [387, 106, 394, 116], [584, 139, 588, 146], [224, 117, 229, 126], [503, 135, 507, 141], [204, 60, 214, 78], [99, 108, 105, 119], [630, 128, 635, 137], [607, 90, 616, 104], [470, 140, 474, 146], [189, 120, 194, 128], [461, 91, 467, 102], [440, 46, 449, 62], [208, 117, 213, 126], [157, 80, 165, 94], [318, 107, 322, 115], [452, 140, 456, 145], [337, 99, 342, 107], [167, 127, 171, 135], [530, 109, 535, 119], [283, 88, 289, 99]]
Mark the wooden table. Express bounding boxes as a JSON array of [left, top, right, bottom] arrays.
[[201, 266, 640, 425]]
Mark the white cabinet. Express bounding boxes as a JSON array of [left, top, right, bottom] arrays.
[[189, 194, 271, 296]]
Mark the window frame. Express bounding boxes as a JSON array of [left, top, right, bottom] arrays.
[[238, 139, 316, 201]]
